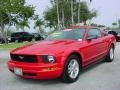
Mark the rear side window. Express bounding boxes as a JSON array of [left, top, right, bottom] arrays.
[[88, 29, 102, 38], [23, 32, 29, 36], [11, 33, 22, 37]]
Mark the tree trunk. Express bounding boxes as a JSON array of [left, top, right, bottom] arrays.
[[23, 27, 25, 32], [71, 0, 74, 25], [0, 21, 4, 33], [62, 5, 65, 28], [78, 0, 80, 25], [56, 0, 60, 30], [84, 21, 87, 25], [0, 23, 8, 44]]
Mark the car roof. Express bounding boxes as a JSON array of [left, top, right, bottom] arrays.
[[113, 30, 120, 32], [109, 30, 120, 32], [12, 32, 29, 34], [65, 26, 98, 30], [32, 33, 40, 34]]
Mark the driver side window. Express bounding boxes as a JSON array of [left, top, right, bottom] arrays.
[[88, 29, 101, 38]]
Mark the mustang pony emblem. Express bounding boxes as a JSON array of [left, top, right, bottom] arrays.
[[19, 56, 24, 60]]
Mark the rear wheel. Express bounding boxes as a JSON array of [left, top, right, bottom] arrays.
[[18, 39, 22, 43], [0, 39, 5, 44], [0, 39, 3, 44], [61, 55, 81, 83], [105, 46, 114, 62], [32, 38, 36, 42]]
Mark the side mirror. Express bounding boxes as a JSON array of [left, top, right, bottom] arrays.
[[87, 35, 97, 40]]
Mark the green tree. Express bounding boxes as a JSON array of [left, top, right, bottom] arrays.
[[34, 15, 44, 33], [44, 6, 58, 29], [0, 0, 34, 34], [44, 0, 97, 29], [18, 20, 30, 31], [50, 0, 77, 28], [76, 2, 97, 25]]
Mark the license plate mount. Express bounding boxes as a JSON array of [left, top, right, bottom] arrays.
[[14, 68, 23, 76]]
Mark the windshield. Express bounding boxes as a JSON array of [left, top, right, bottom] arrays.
[[46, 29, 85, 40]]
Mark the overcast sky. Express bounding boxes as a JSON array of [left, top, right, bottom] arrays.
[[26, 0, 120, 27]]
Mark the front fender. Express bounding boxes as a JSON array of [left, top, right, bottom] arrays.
[[61, 47, 83, 66]]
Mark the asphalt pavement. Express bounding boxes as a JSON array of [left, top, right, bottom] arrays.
[[0, 43, 120, 90]]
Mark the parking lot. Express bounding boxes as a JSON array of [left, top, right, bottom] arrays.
[[0, 43, 120, 90]]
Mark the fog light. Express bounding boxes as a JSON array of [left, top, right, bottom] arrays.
[[42, 67, 57, 71]]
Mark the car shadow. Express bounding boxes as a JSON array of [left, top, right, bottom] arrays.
[[81, 61, 104, 75], [14, 76, 62, 85], [13, 61, 105, 84]]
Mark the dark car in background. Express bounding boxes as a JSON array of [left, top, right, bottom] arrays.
[[32, 33, 44, 41], [10, 32, 33, 42], [108, 30, 120, 41]]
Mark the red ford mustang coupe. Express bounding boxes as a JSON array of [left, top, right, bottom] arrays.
[[8, 26, 116, 83]]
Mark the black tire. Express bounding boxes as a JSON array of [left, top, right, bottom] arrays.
[[105, 46, 114, 62], [116, 38, 119, 42], [60, 55, 81, 83], [0, 39, 5, 44], [27, 37, 33, 42], [0, 39, 3, 44], [18, 39, 23, 43], [2, 40, 5, 43], [32, 38, 36, 42]]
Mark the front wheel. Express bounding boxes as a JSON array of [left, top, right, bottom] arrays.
[[105, 46, 114, 62], [0, 39, 3, 44], [61, 55, 81, 83], [0, 39, 5, 44]]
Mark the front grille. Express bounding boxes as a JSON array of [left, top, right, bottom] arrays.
[[10, 54, 38, 63]]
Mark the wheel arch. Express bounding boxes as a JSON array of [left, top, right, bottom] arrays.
[[111, 43, 115, 49], [106, 43, 115, 57], [64, 51, 83, 68]]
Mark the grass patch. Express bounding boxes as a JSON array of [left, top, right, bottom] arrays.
[[0, 42, 32, 50]]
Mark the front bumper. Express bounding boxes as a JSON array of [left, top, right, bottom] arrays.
[[8, 60, 63, 79]]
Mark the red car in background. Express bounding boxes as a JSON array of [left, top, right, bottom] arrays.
[[8, 26, 116, 83]]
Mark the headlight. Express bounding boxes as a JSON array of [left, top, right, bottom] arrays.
[[42, 55, 56, 63]]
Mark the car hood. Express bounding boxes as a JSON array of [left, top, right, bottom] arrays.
[[11, 40, 82, 55]]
